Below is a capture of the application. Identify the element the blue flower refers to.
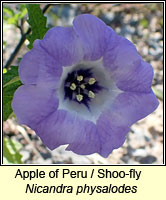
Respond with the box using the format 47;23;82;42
12;14;159;157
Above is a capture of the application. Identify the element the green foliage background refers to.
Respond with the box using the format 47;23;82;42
3;4;49;164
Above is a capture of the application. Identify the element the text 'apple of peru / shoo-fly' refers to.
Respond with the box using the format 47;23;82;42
12;14;159;157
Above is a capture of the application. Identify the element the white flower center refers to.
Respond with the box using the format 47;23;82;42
58;58;121;123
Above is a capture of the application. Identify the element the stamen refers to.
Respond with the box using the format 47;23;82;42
77;75;83;81
88;78;96;85
88;91;95;99
80;84;85;89
76;94;83;102
70;83;76;90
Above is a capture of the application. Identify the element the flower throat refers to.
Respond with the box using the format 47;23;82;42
64;68;103;109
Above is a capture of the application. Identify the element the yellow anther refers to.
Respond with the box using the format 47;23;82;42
70;83;76;90
76;94;83;102
88;78;96;85
88;91;95;99
80;84;85;89
77;75;83;81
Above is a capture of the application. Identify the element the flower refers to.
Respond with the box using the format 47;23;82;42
12;14;159;157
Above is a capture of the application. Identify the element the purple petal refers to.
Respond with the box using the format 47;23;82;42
12;85;59;130
66;119;100;155
104;36;141;70
14;13;159;158
97;91;159;157
115;60;153;93
36;109;101;155
97;121;130;158
19;47;40;85
39;26;83;66
19;40;62;89
104;37;153;93
73;14;116;61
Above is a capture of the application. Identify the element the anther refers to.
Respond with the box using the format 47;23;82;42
88;91;95;99
77;75;83;81
80;84;85;89
70;83;76;90
76;94;83;102
88;78;96;85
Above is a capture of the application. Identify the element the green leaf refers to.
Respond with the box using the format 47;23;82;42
3;138;23;164
26;4;49;49
3;76;20;88
3;6;14;22
18;5;27;19
3;5;27;26
3;81;22;121
3;6;14;17
3;66;22;121
3;66;19;86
